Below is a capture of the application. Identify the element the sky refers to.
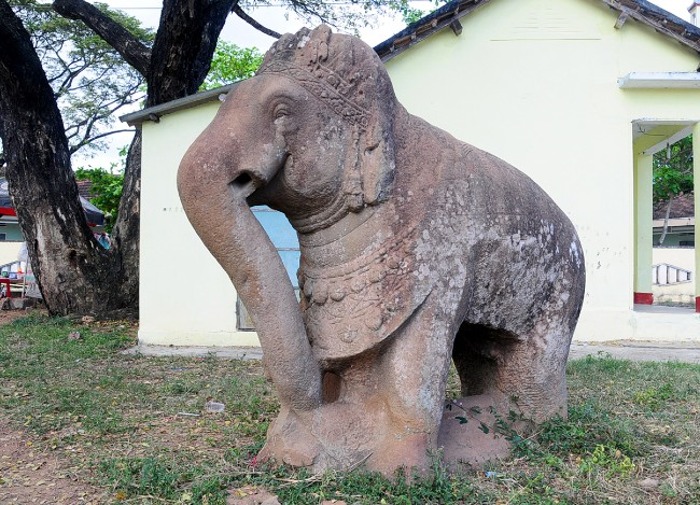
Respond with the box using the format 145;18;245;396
96;0;694;51
73;0;695;169
97;1;427;50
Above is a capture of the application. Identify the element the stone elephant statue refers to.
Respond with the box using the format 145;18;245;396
178;25;585;475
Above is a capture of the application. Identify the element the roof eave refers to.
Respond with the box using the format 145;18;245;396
618;71;700;88
373;0;700;64
373;0;492;62
600;0;700;58
123;0;700;126
120;83;238;126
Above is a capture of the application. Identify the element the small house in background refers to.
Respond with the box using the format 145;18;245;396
126;0;700;348
0;179;27;276
653;192;694;247
0;177;106;269
652;192;694;305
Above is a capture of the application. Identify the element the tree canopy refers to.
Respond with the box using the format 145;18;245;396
653;135;693;205
200;41;263;90
0;0;434;317
5;0;152;157
652;134;694;245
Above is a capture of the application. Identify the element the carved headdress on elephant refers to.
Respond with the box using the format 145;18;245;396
257;25;397;214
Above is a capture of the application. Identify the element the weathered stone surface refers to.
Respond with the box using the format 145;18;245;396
178;25;586;475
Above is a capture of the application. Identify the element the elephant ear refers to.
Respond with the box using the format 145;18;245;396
357;46;397;207
361;117;396;206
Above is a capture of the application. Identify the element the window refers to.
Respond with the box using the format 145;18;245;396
237;207;300;331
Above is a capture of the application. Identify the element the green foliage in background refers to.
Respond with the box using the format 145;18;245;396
653;134;693;204
6;0;152;156
200;41;264;90
74;165;124;232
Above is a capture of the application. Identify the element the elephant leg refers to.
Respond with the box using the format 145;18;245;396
260;351;389;472
452;319;571;424
492;319;571;423
365;299;460;474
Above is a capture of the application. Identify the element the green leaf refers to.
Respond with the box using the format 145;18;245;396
74;165;125;233
652;135;693;204
200;41;263;91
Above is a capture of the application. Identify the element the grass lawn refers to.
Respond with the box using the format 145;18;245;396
0;315;699;504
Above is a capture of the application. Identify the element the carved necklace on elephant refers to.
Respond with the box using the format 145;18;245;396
299;222;430;361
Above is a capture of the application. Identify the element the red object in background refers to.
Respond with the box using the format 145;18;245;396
0;177;104;226
696;296;700;313
0;278;12;298
634;292;654;305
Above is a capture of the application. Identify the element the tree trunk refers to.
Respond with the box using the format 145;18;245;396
108;131;142;311
147;0;236;106
0;0;126;316
1;0;237;317
658;196;673;246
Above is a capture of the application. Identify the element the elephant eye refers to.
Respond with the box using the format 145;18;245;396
273;104;290;120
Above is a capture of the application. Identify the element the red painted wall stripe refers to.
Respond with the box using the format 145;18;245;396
634;292;654;305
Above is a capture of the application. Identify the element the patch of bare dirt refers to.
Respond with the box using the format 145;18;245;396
0;309;103;504
0;306;41;325
0;419;105;504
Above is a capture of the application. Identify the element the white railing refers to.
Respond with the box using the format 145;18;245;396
652;263;692;285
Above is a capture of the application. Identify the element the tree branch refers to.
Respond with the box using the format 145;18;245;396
146;0;236;105
52;0;151;77
69;129;135;155
231;5;281;39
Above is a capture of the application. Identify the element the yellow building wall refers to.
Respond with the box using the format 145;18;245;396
383;0;700;340
633;154;653;295
139;0;700;346
0;242;23;267
139;103;260;347
695;123;700;301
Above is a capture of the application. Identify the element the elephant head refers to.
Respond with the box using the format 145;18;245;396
177;26;400;411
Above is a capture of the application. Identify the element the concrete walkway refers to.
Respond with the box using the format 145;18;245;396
123;345;264;360
125;342;700;364
569;341;700;364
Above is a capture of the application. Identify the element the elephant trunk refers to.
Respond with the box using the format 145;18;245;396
177;139;322;412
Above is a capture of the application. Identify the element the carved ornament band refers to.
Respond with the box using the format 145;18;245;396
258;61;370;129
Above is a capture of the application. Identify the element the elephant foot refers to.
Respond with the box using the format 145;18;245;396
364;431;432;476
259;398;440;475
261;395;522;474
257;407;321;468
259;402;382;472
438;394;513;469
